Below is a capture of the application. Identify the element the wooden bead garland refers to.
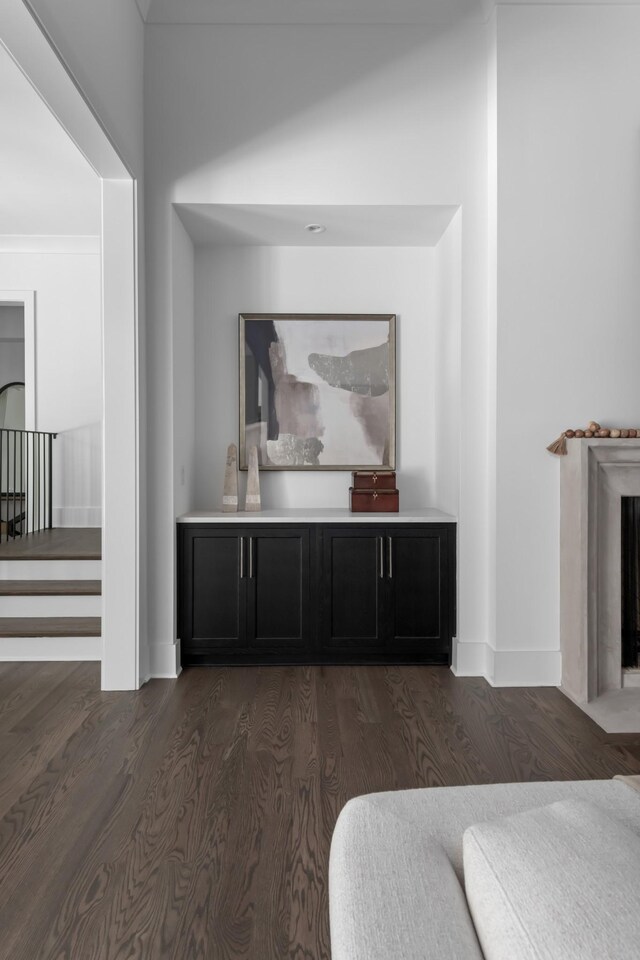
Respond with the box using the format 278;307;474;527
547;421;640;456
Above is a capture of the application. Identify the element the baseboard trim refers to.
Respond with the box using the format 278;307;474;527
147;640;181;679
0;636;101;661
53;506;102;527
451;639;488;677
139;643;150;686
490;648;561;687
451;640;561;687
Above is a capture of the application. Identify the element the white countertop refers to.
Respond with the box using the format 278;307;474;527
177;508;456;524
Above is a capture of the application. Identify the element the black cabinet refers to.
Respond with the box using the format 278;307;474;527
188;530;246;650
248;529;310;649
322;527;386;648
179;520;455;666
386;529;452;662
321;526;453;664
180;526;311;665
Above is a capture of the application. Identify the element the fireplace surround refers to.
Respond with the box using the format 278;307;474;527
560;439;640;732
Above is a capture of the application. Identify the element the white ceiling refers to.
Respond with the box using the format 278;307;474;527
175;203;458;247
0;44;100;238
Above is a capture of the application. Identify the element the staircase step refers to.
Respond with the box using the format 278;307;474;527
0;528;101;560
0;617;101;638
0;580;101;596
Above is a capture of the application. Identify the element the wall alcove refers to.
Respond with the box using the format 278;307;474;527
171;202;462;520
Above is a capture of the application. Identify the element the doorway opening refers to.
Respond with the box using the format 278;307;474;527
1;3;140;689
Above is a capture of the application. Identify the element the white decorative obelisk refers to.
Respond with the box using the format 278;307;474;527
245;446;261;512
222;443;238;512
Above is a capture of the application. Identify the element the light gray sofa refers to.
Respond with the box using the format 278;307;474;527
329;776;640;960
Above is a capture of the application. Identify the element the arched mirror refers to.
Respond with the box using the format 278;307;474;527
0;381;25;430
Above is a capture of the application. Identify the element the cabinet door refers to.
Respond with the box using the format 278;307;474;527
246;529;311;650
181;528;247;652
386;528;451;661
322;527;385;647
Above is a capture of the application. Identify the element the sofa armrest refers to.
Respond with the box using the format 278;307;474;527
329;797;484;960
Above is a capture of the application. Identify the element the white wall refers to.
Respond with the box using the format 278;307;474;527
172;211;196;520
432;212;462;520
0;305;24;390
161;210;197;676
146;22;492;666
0;243;102;525
194;245;439;511
494;4;640;685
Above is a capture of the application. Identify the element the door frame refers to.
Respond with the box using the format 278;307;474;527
0;290;35;431
1;1;141;689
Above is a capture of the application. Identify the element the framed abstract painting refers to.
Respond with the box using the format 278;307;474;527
239;313;396;470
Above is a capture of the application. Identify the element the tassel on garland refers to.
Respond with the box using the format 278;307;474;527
544;422;640;457
547;421;640;456
547;433;568;456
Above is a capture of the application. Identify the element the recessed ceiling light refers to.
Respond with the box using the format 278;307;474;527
305;223;326;234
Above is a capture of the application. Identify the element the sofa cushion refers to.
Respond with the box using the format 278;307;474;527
330;796;484;960
348;778;640;882
464;798;640;960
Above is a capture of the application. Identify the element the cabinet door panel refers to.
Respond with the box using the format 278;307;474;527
322;528;384;645
387;530;449;657
190;533;245;647
250;532;309;645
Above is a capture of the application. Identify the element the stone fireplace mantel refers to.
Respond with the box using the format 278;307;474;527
560;439;640;732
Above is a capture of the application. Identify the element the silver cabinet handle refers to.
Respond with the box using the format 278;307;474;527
240;536;244;578
378;536;384;578
388;536;393;578
249;537;253;579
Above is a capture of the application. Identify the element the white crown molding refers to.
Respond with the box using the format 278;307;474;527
0;235;100;255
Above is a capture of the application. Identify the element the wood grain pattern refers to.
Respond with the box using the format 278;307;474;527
0;528;101;560
0;617;101;637
0;662;638;959
0;581;101;596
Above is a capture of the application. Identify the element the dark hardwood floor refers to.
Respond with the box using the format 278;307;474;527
0;662;639;959
0;527;101;560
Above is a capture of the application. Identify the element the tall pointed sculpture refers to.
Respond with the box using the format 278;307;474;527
245;446;261;512
222;443;238;512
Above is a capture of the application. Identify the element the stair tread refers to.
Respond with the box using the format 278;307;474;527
0;617;101;637
0;580;101;596
0;529;101;561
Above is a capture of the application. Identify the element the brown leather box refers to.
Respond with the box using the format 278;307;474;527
350;487;400;512
351;471;397;491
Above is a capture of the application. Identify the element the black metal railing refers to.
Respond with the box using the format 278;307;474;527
0;429;57;543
